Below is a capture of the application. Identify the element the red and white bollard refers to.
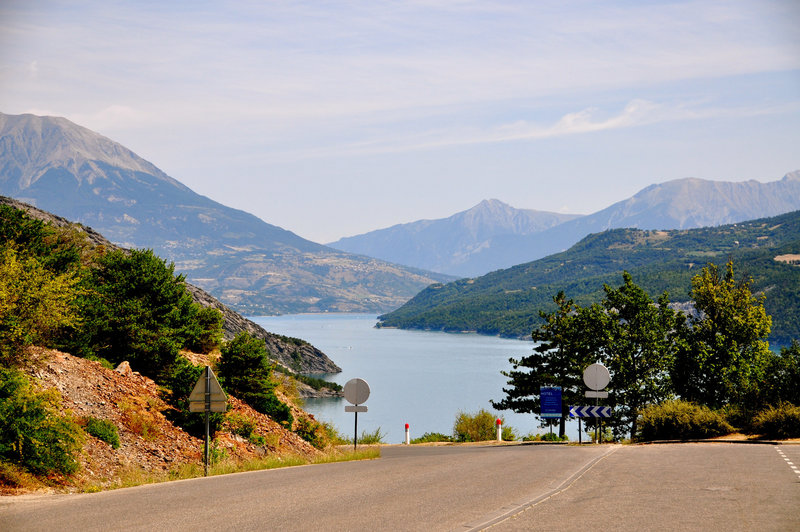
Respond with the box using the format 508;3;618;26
496;418;502;442
405;423;410;445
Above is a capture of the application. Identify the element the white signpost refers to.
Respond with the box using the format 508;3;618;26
581;363;610;444
343;378;370;450
188;366;227;476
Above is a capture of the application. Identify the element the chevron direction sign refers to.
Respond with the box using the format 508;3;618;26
569;406;611;418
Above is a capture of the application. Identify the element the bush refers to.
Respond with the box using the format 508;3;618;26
453;409;511;442
523;432;569;442
750;402;800;439
358;427;386;444
293;417;329;449
320;421;349;446
0;367;85;475
411;432;454;444
226;412;257;439
247;392;294;429
637;400;733;441
85;417;120;449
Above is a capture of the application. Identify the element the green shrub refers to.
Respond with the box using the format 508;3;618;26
750;402;800;439
637;400;733;441
84;417;120;449
411;432;454;444
248;392;294;429
294;417;327;449
0;367;85;475
226;412;256;439
523;432;569;442
358;427;386;445
320;421;349;446
453;409;510;442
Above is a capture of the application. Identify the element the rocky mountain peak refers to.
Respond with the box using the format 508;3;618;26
0;112;171;192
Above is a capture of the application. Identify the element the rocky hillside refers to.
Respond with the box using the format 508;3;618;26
0;112;452;315
13;347;321;493
0;195;340;375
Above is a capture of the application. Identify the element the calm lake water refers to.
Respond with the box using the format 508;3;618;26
251;314;569;444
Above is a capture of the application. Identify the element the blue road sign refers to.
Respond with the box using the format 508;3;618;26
569;405;612;418
540;386;562;418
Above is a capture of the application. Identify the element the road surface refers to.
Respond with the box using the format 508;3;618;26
1;443;798;531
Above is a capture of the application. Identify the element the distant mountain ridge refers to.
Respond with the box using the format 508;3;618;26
328;199;581;276
378;209;800;345
0;112;453;315
330;172;800;277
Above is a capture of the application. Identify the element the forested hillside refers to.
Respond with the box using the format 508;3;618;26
0;202;348;491
379;210;800;345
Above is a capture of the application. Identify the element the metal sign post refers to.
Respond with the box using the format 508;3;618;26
343;378;370;450
188;366;227;476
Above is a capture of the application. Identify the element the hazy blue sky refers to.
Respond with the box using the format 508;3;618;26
2;1;799;243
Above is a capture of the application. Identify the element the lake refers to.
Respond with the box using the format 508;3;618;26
252;314;571;444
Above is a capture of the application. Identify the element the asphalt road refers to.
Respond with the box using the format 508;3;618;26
491;443;800;532
1;443;797;531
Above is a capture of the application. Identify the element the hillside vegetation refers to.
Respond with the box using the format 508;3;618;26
379;209;800;345
0;204;348;491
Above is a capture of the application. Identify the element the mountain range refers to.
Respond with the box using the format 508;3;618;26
328;199;580;276
0;112;453;315
329;172;800;277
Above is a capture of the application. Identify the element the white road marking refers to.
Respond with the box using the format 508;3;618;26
776;447;800;478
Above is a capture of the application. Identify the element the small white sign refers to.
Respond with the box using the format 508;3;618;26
585;390;609;398
345;405;368;413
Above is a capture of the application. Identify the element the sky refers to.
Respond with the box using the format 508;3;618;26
1;0;799;243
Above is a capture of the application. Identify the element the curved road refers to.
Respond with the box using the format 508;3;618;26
1;443;798;531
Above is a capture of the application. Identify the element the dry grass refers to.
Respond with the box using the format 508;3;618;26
81;446;380;492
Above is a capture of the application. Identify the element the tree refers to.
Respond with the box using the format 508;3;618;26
83;248;199;380
754;341;800;408
601;272;680;438
0;248;82;366
183;306;224;354
492;292;598;438
218;333;293;428
673;261;772;413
